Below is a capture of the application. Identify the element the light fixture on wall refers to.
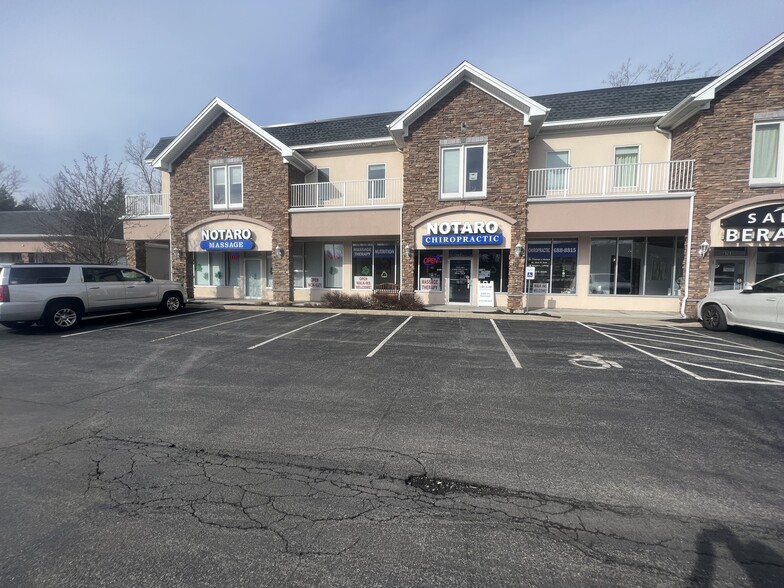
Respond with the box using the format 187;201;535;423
404;244;411;258
275;245;284;258
172;247;182;260
698;241;710;259
514;243;523;257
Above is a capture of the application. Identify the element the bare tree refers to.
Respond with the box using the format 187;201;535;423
125;133;161;194
604;55;720;87
0;162;25;196
40;154;127;264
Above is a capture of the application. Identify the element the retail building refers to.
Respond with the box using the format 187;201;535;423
124;33;784;315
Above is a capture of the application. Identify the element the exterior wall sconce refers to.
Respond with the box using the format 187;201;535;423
275;245;284;258
698;241;710;259
514;243;523;257
172;247;182;260
404;244;411;258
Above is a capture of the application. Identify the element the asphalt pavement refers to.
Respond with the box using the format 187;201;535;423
1;308;782;586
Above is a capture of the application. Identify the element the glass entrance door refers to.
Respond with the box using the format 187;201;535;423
713;260;746;291
245;258;262;298
448;258;472;303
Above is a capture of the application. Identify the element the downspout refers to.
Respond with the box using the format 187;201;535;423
656;124;691;317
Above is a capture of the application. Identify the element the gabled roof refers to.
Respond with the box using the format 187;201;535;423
387;61;549;148
264;112;401;148
151;98;313;173
657;32;784;129
144;136;176;162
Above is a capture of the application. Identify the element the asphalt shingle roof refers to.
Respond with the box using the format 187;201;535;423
150;77;717;152
0;211;66;236
532;77;717;122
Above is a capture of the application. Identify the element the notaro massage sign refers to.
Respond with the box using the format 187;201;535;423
722;203;784;244
422;220;503;246
200;228;255;250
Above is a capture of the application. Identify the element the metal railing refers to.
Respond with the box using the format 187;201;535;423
528;160;694;198
125;193;170;217
290;178;403;208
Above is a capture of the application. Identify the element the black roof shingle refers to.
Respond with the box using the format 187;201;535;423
151;77;716;152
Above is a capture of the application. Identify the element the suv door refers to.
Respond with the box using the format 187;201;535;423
83;267;126;309
121;268;159;306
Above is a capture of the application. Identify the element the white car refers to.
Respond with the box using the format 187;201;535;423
697;273;784;333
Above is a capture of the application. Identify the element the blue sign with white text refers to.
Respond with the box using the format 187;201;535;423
200;240;254;251
422;234;503;246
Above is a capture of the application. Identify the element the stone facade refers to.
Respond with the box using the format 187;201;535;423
401;82;528;309
672;50;784;316
169;113;296;301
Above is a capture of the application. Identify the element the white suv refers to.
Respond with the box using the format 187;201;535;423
0;264;187;331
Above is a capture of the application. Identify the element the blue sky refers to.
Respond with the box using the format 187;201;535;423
2;0;783;196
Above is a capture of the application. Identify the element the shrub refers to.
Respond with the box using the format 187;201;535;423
320;291;371;309
320;290;425;311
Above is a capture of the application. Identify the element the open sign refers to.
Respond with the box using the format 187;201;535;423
422;256;442;266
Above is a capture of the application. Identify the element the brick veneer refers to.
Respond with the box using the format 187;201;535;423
672;50;784;316
169;113;298;301
401;82;528;309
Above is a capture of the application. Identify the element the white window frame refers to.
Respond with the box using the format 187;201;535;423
367;163;386;199
440;143;488;200
545;150;570;192
750;117;784;186
613;145;640;190
210;162;243;210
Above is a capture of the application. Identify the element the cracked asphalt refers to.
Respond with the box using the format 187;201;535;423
1;308;783;586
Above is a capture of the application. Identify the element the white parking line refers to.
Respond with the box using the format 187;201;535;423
490;319;522;369
580;322;784;385
61;309;219;338
151;311;276;342
247;314;340;350
367;316;412;358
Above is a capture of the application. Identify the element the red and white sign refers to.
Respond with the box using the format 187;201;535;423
354;276;373;290
419;278;441;291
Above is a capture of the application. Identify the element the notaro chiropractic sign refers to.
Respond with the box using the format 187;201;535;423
200;228;255;251
422;220;503;246
722;204;784;244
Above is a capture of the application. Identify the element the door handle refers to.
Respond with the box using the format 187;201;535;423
89;286;100;290
766;298;777;301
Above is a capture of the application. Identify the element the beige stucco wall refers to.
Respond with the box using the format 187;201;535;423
303;146;403;181
124;218;171;241
412;209;514;250
0;239;55;253
185;218;273;252
529;126;670;169
291;209;400;238
528;195;691;234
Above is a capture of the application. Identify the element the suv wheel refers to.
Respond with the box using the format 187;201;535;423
45;302;82;331
702;303;727;331
160;292;184;313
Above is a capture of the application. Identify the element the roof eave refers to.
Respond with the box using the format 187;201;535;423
657;32;784;130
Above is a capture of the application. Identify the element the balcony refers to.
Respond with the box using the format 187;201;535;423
125;193;170;217
290;178;403;209
528;160;694;198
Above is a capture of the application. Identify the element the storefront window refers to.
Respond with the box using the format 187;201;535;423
324;243;343;288
193;251;237;286
293;242;327;288
590;237;683;295
373;242;397;287
352;243;374;290
478;250;509;292
526;240;577;294
417;250;443;291
755;248;784;281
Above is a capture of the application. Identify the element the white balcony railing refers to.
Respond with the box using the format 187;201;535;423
291;178;403;209
125;193;170;217
528;160;694;198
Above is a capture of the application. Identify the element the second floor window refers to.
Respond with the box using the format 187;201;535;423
614;146;639;189
751;120;783;185
211;163;243;209
441;143;487;199
546;150;570;191
368;164;386;199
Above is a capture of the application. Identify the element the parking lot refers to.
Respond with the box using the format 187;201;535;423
1;308;783;586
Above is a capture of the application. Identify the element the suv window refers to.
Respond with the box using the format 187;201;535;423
83;268;123;283
9;266;70;285
120;269;149;282
753;275;784;293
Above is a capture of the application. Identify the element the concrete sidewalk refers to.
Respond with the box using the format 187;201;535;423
188;299;699;326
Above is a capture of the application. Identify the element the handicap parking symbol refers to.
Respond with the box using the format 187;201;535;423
568;353;622;370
